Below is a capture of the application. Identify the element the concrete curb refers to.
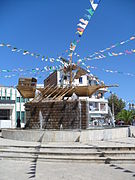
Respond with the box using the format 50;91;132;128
2;126;135;142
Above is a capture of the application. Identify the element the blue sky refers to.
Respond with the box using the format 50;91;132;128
0;0;135;103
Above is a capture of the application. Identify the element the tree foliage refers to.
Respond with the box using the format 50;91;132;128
116;110;134;124
108;94;125;117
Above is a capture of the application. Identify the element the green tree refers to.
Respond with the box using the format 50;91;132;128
132;110;135;116
116;110;134;124
108;94;125;117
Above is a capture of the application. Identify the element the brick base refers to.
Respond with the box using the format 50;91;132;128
25;100;88;129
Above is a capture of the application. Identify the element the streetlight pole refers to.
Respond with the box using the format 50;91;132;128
112;93;114;118
111;93;115;127
69;54;72;87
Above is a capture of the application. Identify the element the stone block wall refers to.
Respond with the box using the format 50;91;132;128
25;100;88;129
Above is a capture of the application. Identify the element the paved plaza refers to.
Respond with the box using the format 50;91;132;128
0;159;135;180
0;135;135;180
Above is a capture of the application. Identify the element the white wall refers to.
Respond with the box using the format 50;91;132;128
0;86;27;128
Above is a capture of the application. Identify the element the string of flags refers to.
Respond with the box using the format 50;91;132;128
88;35;135;58
0;64;64;79
0;42;46;61
0;0;135;83
1;60;135;80
0;39;134;65
76;48;135;64
0;34;134;65
79;61;135;78
0;40;81;64
0;65;63;74
72;35;135;63
91;48;135;61
0;42;67;63
69;0;101;57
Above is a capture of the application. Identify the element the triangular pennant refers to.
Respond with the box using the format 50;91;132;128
79;18;89;25
90;0;100;10
84;14;91;20
41;56;45;61
23;50;29;55
77;23;87;29
35;54;40;58
86;8;94;16
0;43;5;47
12;47;17;52
108;52;113;56
77;28;84;32
76;31;83;36
130;36;135;40
6;44;11;48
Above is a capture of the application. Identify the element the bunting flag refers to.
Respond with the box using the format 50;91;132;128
86;8;94;16
88;35;135;58
79;18;89;25
76;48;135;63
68;0;101;58
0;42;51;62
77;28;85;32
0;40;81;64
79;62;135;78
1;34;134;66
0;68;64;81
2;62;135;79
90;0;100;10
0;65;63;78
90;48;135;61
77;23;87;30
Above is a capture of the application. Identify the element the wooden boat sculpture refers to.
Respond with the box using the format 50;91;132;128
17;77;37;98
17;77;117;100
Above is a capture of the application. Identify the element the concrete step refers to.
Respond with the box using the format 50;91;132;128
0;149;135;157
0;145;135;151
0;142;135;163
0;154;135;164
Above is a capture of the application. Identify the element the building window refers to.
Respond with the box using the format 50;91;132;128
21;112;25;123
7;97;10;100
25;98;29;102
16;97;20;102
79;77;83;84
0;109;10;120
100;103;106;111
89;102;99;111
63;76;67;80
21;97;25;103
2;97;6;100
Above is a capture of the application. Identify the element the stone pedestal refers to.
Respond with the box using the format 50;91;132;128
25;100;88;129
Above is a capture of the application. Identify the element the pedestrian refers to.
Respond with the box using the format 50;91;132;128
16;117;21;128
132;118;135;126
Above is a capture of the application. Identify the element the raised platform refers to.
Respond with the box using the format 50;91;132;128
2;126;135;142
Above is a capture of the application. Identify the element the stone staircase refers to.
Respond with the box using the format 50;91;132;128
0;143;135;164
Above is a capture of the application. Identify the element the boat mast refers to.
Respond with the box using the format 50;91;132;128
69;54;73;86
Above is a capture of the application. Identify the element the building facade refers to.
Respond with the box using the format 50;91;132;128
0;86;30;129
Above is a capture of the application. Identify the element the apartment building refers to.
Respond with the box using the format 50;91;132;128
0;86;29;128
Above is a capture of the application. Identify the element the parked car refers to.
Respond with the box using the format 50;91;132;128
117;120;125;126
